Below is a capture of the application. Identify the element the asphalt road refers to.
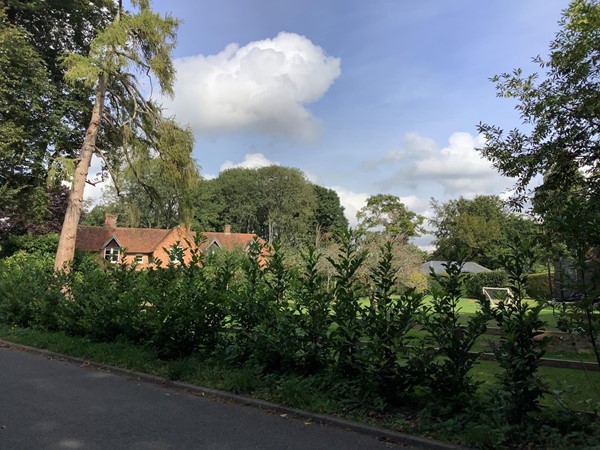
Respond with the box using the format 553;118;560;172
0;346;410;450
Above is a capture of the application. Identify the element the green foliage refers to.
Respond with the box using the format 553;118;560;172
525;272;553;300
249;240;298;372
291;246;333;373
196;166;319;244
0;252;63;329
357;194;424;242
0;2;113;237
364;241;425;402
479;240;548;424
0;233;59;258
328;231;368;377
421;260;490;400
464;269;509;300
313;185;349;240
478;0;600;206
430;195;540;269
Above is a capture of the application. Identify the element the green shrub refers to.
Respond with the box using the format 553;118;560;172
464;270;509;299
0;251;63;328
0;233;59;258
147;244;228;360
524;272;552;300
479;240;548;425
421;260;490;400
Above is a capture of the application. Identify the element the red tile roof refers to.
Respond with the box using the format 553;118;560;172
201;231;260;251
76;226;173;253
76;225;262;254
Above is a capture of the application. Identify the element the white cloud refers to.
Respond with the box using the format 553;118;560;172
374;131;514;196
303;170;319;184
166;32;341;140
329;187;368;228
220;153;279;171
413;132;490;179
398;195;430;215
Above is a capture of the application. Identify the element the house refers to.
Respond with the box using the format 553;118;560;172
202;225;260;254
421;260;491;275
75;215;262;268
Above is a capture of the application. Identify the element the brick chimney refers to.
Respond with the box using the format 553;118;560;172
224;224;231;235
104;214;117;229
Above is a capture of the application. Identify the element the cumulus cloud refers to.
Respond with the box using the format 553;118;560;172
166;32;341;140
329;187;369;228
220;153;279;171
371;131;514;196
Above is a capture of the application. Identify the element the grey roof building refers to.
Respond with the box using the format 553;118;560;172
422;260;491;275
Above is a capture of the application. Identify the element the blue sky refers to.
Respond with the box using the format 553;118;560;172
93;0;572;248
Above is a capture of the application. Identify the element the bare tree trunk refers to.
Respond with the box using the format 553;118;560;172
54;75;107;270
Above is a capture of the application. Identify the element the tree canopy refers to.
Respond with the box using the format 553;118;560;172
0;1;114;240
190;166;348;244
54;0;198;268
430;195;538;269
477;0;600;205
477;0;600;258
357;194;424;243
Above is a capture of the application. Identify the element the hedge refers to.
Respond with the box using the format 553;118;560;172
525;272;552;300
464;270;509;300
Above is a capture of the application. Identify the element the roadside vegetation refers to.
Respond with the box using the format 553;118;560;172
1;234;599;449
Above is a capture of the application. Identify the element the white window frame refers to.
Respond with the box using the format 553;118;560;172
104;247;120;263
135;254;144;264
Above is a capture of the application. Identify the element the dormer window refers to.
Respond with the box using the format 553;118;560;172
104;247;120;263
208;240;221;253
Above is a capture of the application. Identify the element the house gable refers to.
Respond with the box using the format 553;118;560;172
75;218;264;268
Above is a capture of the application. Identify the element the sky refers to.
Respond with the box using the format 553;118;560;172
89;0;572;249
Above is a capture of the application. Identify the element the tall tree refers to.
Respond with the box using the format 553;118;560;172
477;0;600;212
429;195;538;268
313;185;348;241
0;2;115;236
194;166;335;243
255;166;317;243
0;14;52;238
54;0;194;269
357;194;424;243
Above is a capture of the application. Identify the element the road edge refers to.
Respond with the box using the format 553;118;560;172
0;339;467;450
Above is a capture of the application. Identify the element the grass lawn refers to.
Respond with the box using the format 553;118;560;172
452;297;561;330
470;360;600;411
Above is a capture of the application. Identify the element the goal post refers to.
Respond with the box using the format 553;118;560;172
482;286;514;305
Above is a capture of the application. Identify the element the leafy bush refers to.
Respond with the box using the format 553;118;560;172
525;272;552;300
479;240;548;425
290;246;333;374
421;260;489;400
328;232;368;378
0;251;63;329
364;241;424;403
465;270;508;299
0;233;59;258
399;269;428;294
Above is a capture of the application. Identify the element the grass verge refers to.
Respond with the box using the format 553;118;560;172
1;324;599;449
